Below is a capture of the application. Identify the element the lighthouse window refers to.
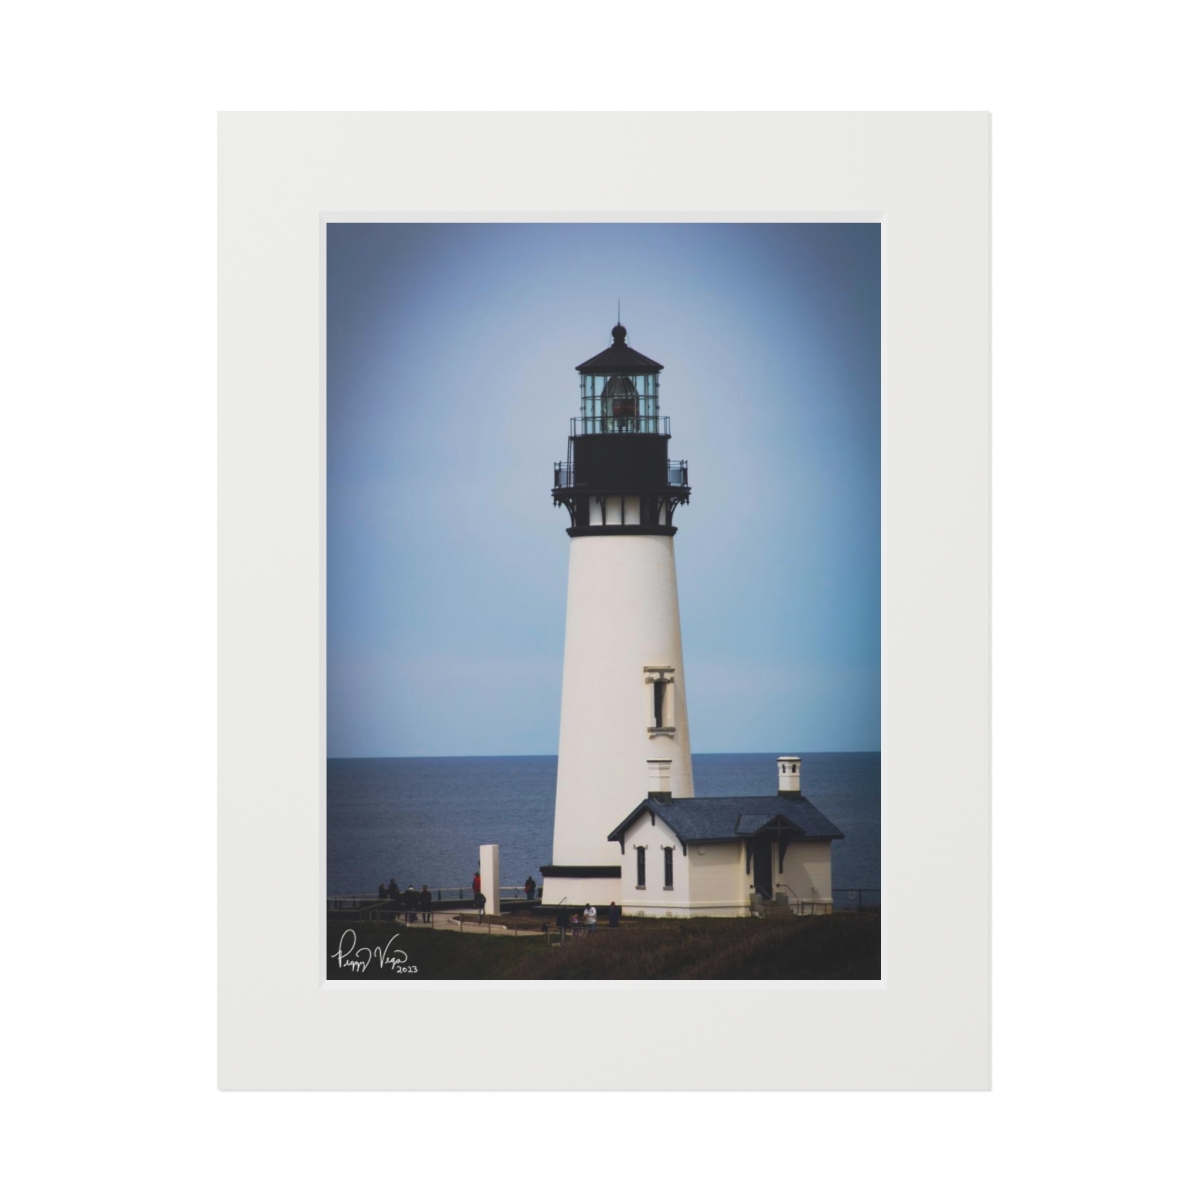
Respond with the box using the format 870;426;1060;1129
645;667;676;737
636;847;646;889
663;847;674;889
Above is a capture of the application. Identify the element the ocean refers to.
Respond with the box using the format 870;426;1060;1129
327;752;880;902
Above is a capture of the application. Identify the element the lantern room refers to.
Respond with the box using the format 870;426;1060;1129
575;323;664;434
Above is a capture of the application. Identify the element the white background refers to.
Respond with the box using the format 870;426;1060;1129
4;2;1195;1197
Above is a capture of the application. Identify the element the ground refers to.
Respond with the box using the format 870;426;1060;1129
326;911;881;980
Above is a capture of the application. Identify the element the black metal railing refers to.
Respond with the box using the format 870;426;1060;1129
832;888;881;911
570;415;670;437
329;885;542;911
553;460;688;490
762;883;880;916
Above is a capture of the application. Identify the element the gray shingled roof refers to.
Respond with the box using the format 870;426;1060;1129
608;795;844;846
734;813;771;836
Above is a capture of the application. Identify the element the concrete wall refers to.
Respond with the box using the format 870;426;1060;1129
615;812;754;918
688;841;745;906
618;809;688;911
542;875;622;908
777;841;834;908
551;534;694;870
479;844;500;916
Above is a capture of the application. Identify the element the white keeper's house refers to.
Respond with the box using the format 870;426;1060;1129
541;322;844;917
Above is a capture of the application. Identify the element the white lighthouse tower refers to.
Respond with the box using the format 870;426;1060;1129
542;322;694;906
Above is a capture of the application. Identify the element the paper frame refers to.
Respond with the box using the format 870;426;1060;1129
219;112;989;1089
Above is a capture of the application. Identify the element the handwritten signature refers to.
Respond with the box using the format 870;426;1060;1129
332;929;419;974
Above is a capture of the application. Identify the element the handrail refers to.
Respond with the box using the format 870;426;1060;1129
831;887;881;911
330;885;537;895
328;884;542;908
570;415;670;437
553;460;688;490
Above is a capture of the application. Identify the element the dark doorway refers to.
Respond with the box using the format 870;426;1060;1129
753;837;774;900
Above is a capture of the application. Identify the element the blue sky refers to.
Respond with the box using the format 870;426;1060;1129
327;222;880;757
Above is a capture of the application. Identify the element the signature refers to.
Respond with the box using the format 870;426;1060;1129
332;928;419;974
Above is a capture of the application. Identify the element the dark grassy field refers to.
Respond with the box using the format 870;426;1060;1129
327;912;880;980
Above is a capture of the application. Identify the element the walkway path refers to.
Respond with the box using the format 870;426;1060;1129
389;909;545;937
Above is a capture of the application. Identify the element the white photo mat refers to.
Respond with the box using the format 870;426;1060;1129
219;112;989;1089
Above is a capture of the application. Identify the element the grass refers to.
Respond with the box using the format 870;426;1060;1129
327;911;880;980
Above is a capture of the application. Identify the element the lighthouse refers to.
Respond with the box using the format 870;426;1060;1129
541;322;694;906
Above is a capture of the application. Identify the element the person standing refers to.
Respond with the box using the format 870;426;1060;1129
475;890;487;924
584;902;597;935
387;879;401;911
471;870;481;900
419;884;432;923
524;875;536;902
403;885;418;923
608;901;619;928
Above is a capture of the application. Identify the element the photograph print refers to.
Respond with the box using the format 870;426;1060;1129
326;220;881;980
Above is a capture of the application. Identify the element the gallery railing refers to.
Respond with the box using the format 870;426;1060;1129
553;460;688;490
570;415;670;436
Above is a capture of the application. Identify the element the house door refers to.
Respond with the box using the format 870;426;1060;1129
753;837;774;900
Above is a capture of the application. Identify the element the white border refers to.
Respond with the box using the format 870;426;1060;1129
220;112;988;1089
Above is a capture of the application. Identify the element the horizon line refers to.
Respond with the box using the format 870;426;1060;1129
327;748;882;760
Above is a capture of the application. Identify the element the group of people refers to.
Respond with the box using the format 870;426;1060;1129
378;872;620;933
374;870;540;923
573;904;598;937
560;901;620;937
377;879;433;923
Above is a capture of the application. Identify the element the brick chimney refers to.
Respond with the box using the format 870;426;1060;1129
777;755;801;795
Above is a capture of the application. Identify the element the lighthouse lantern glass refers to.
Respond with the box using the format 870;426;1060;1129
578;371;660;434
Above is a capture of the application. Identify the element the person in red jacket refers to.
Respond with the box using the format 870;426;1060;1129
472;871;481;899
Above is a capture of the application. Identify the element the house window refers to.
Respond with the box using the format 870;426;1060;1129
636;847;646;889
663;847;674;889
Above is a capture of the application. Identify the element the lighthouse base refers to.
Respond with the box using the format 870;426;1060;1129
538;865;622;908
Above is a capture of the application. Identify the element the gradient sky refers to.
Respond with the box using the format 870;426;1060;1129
327;222;880;757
